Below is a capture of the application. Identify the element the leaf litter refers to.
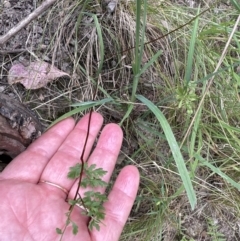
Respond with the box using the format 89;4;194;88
8;61;70;89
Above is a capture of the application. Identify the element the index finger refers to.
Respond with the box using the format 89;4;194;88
0;118;75;182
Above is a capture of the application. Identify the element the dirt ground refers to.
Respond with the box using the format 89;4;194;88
0;0;135;165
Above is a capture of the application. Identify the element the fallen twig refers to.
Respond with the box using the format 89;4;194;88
0;0;57;46
0;45;47;55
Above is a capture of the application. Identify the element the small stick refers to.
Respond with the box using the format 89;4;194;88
0;45;47;55
0;0;57;46
0;49;29;55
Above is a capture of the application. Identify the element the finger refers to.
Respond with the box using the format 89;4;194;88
39;112;103;195
0;118;75;182
68;123;123;199
91;165;140;241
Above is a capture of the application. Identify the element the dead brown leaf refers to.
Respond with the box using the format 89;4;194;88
8;61;70;89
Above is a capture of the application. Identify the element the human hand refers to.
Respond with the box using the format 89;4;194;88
0;113;139;241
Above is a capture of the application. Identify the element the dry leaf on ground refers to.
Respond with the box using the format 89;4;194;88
107;0;118;13
8;61;70;89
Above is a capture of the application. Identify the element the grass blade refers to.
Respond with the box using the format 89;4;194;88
70;98;113;107
49;98;113;128
121;0;148;125
84;12;104;77
230;0;240;11
138;0;147;72
195;154;240;190
137;50;162;77
132;0;148;99
136;94;197;210
184;8;200;86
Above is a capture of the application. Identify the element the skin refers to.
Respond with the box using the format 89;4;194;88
0;113;140;241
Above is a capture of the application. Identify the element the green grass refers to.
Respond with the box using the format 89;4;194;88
19;0;240;240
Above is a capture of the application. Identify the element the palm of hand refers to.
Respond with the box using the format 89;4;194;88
0;180;90;240
0;113;139;241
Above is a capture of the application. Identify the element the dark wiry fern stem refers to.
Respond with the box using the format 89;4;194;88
69;110;93;211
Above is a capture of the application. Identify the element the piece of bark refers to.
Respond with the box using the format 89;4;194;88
0;94;43;158
0;115;26;158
